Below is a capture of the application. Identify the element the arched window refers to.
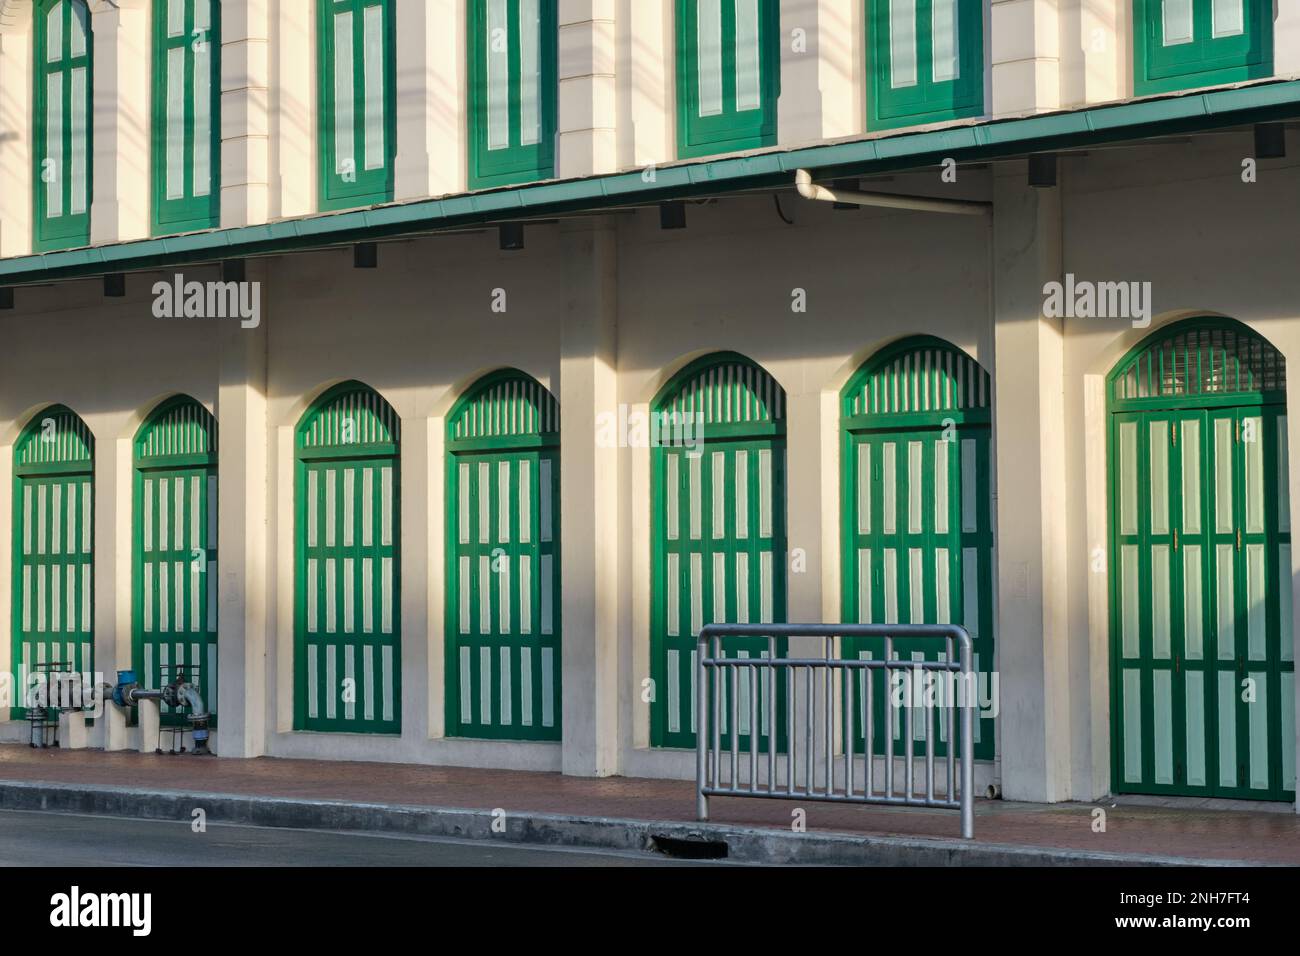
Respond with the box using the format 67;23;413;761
675;0;779;158
152;0;221;232
841;336;995;761
467;1;558;189
295;382;401;732
317;0;395;210
1108;317;1293;799
651;352;787;749
13;406;94;713
133;397;218;724
446;370;560;739
34;0;92;251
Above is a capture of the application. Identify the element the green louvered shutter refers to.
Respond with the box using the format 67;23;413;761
841;338;995;762
1110;320;1294;800
295;383;401;733
33;0;93;252
133;397;217;725
13;406;94;714
447;371;561;739
651;353;788;750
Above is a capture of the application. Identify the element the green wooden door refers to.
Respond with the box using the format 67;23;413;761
1110;320;1295;800
12;406;94;715
133;397;217;724
651;354;787;750
842;338;995;762
295;383;401;733
447;371;561;739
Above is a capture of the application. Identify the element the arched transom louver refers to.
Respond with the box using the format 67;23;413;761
843;338;990;419
1110;319;1286;406
449;372;559;442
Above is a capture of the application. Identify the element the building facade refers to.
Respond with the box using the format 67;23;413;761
0;0;1297;807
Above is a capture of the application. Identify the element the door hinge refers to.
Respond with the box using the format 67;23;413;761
1236;419;1241;444
1237;527;1242;551
1171;425;1177;447
1173;528;1179;551
1175;654;1180;673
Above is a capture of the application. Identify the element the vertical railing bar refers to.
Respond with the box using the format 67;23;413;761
845;657;854;799
805;665;813;797
824;635;833;796
884;638;894;799
961;632;975;839
767;636;776;794
865;659;874;799
786;664;795;795
905;662;915;803
730;660;739;791
711;636;721;792
925;670;935;804
696;637;709;821
749;661;759;792
946;636;955;805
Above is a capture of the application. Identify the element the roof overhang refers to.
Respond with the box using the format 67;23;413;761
3;77;1299;288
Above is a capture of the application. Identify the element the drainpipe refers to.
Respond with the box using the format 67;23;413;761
794;169;991;216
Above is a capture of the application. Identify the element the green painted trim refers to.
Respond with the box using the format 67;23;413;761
11;404;95;722
293;380;402;734
5;78;1300;285
1133;0;1272;96
32;0;93;253
675;0;780;159
151;0;222;235
317;0;397;211
867;0;984;131
466;0;558;189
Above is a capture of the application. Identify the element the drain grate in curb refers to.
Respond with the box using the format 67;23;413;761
650;834;729;860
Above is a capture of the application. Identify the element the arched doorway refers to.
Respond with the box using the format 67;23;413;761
1109;318;1295;799
132;396;218;725
650;352;787;749
840;337;995;762
445;369;561;740
294;381;401;733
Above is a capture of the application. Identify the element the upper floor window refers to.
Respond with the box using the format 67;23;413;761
318;0;394;210
468;1;557;189
152;0;220;234
1134;0;1272;94
676;0;779;159
34;0;92;252
868;0;983;130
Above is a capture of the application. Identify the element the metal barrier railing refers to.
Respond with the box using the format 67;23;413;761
696;623;975;839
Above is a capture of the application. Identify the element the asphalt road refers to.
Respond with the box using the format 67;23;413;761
0;809;713;867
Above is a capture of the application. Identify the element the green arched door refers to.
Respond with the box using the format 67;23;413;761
1109;318;1295;799
12;406;94;714
446;370;561;739
650;352;787;750
841;337;995;761
133;397;218;724
294;382;401;733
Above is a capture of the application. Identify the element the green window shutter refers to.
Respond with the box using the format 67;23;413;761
33;0;93;252
675;0;779;159
651;353;788;750
133;397;218;726
467;0;557;190
840;337;995;761
12;406;95;718
317;0;395;210
151;0;221;234
294;382;401;733
1109;319;1294;800
868;0;983;130
446;370;561;740
1134;0;1271;95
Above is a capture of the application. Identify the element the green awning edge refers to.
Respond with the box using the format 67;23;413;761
3;78;1298;287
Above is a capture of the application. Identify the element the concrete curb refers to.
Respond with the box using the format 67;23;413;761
0;781;1276;866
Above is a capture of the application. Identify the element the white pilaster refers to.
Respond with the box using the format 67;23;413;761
558;0;617;178
394;0;466;199
221;0;272;227
89;0;150;244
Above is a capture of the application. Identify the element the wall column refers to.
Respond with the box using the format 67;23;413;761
0;15;34;258
89;0;150;244
991;164;1072;802
221;0;271;227
214;261;269;757
558;1;617;178
990;0;1060;117
394;0;465;199
559;217;620;776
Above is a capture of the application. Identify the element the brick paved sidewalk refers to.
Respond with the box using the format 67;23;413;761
0;745;1296;863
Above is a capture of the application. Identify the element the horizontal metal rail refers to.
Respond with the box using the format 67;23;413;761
696;623;974;839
